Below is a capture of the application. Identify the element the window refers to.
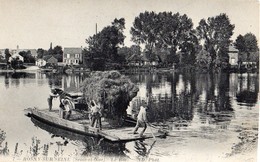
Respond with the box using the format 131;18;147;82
66;54;70;58
231;58;236;65
75;59;78;64
75;54;79;58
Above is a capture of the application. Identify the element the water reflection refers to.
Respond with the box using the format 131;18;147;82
236;73;259;107
30;118;127;157
127;72;258;128
0;71;258;160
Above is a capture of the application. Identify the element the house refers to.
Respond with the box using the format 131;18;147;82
9;53;24;62
36;59;47;67
42;55;58;65
126;54;143;66
141;52;159;66
228;46;239;66
239;51;259;67
63;47;82;65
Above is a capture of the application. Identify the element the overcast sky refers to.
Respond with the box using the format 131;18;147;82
0;0;259;49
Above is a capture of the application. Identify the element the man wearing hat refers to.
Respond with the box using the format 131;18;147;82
133;100;149;137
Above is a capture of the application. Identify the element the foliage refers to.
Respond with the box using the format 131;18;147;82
196;13;235;68
19;51;35;63
131;11;197;65
195;49;212;69
37;48;48;59
118;45;141;63
53;46;63;62
80;71;139;118
235;33;259;53
4;49;11;63
37;46;63;62
10;57;26;70
84;18;126;70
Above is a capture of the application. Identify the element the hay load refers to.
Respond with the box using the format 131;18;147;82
80;71;139;120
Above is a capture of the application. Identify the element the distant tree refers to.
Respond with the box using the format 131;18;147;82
118;46;131;63
19;50;35;63
131;11;197;66
196;13;235;69
235;33;259;68
53;45;63;62
234;35;246;52
4;49;11;64
235;33;259;53
84;18;126;70
37;48;46;59
10;57;25;69
118;45;141;63
130;45;141;56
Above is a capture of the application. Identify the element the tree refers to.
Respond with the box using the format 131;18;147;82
4;49;11;64
19;50;35;63
235;33;259;68
37;48;45;59
195;49;212;69
196;13;235;68
53;45;63;62
234;35;246;52
10;57;25;70
131;11;197;66
235;33;259;53
118;45;141;63
131;11;159;53
84;18;126;70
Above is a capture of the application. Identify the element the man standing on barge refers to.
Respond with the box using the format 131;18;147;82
133;100;149;137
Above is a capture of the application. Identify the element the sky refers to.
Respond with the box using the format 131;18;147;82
0;0;259;50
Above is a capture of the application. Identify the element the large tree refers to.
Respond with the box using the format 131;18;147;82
131;11;197;65
196;13;235;68
84;18;125;70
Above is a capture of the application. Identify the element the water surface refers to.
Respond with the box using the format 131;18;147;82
0;71;258;162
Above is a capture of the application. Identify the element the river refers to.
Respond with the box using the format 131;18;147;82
0;71;258;162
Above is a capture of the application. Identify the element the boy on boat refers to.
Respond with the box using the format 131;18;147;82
89;100;102;130
133;100;149;137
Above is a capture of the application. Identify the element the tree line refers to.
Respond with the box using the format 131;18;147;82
83;11;259;71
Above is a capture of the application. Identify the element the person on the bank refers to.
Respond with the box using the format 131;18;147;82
89;100;102;130
133;100;149;137
48;88;59;111
60;97;75;119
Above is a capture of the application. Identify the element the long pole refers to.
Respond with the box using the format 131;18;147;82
149;124;156;140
